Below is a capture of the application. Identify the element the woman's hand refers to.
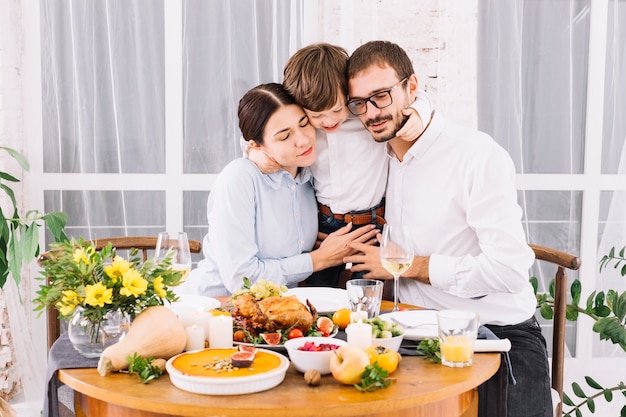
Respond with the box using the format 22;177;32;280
310;224;378;272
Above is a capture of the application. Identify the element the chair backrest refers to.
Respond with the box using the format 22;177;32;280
39;236;202;350
529;244;581;416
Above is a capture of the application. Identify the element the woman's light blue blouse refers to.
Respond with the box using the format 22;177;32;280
180;158;318;296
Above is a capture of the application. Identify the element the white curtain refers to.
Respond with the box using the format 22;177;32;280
16;0;303;409
477;0;626;360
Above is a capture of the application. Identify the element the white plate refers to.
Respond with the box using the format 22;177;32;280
166;348;289;395
378;310;439;340
285;287;350;314
166;295;221;316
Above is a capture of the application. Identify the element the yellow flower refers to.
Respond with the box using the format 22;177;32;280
73;248;91;265
120;269;148;297
84;282;113;307
61;290;81;306
104;256;131;282
152;276;167;298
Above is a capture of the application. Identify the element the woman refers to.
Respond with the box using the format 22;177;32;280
181;83;377;296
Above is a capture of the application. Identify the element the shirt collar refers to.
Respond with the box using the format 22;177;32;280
263;167;312;189
386;110;444;161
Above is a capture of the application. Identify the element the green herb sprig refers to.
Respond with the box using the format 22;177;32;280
416;338;442;363
354;362;392;392
126;353;163;383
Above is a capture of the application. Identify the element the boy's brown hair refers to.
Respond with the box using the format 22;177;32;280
283;43;348;112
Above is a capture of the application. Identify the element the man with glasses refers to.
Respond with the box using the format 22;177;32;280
344;40;552;417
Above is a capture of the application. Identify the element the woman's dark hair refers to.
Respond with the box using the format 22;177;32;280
238;83;298;145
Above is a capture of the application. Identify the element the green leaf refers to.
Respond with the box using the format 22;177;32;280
571;279;582;305
620;405;626;417
572;382;586;398
20;223;40;265
43;212;68;242
603;389;613;402
585;376;603;390
575;408;582;417
562;392;574;406
586;396;595;412
565;305;579;321
0;172;20;183
530;277;538;294
549;279;555;298
0;183;18;211
0;146;30;170
586;290;597;311
540;303;554;320
7;233;23;287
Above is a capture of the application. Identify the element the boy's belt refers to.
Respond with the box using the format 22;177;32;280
318;203;385;226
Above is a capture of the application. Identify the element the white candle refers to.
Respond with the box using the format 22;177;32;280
346;321;372;350
208;315;234;348
189;310;212;342
185;325;205;352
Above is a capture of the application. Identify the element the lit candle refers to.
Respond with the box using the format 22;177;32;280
208;315;233;348
185;325;205;352
346;321;372;350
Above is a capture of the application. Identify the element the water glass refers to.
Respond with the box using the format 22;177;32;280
437;310;479;368
346;279;384;319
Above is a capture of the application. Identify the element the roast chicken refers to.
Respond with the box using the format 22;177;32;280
233;294;317;334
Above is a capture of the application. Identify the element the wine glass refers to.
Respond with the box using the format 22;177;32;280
155;232;192;284
380;224;413;312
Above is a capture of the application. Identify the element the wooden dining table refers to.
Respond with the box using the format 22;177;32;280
55;299;501;417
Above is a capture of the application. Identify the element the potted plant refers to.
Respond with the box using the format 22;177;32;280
533;246;626;416
0;146;67;292
33;238;185;357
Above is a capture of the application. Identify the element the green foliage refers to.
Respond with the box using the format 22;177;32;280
0;146;68;291
415;338;442;363
126;353;163;383
354;362;392;392
533;246;626;415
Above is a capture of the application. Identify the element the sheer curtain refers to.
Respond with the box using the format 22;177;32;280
477;0;626;363
477;0;588;355
21;0;303;410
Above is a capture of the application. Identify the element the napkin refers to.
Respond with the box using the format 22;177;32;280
473;338;511;352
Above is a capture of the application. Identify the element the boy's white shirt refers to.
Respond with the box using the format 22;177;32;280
240;90;433;214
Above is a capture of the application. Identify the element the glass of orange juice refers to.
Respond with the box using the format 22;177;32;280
437;310;479;367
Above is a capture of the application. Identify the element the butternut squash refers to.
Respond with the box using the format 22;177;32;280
97;305;187;376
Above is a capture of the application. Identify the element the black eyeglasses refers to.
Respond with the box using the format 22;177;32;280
347;77;408;116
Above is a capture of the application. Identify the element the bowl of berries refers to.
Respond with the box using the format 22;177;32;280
283;336;347;375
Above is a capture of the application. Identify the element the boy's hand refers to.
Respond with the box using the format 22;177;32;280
248;147;281;174
395;108;423;142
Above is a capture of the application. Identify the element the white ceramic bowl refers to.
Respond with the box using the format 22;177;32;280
371;334;404;352
283;336;347;375
166;348;289;395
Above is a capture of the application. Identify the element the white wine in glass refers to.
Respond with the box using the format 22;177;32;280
380;224;413;312
155;232;192;284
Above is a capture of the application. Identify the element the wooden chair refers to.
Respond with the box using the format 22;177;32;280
39;236;202;351
529;244;581;416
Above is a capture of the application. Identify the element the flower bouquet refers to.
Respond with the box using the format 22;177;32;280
34;238;184;356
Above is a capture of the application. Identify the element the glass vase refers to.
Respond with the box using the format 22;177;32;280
67;307;130;358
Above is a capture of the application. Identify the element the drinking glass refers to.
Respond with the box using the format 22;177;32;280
155;232;192;284
437;310;479;367
379;224;413;312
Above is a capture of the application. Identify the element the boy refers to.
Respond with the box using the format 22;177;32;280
250;43;432;287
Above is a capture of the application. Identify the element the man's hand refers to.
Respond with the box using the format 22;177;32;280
310;224;378;272
343;241;393;280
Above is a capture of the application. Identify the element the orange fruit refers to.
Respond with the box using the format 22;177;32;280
332;308;352;330
209;309;231;316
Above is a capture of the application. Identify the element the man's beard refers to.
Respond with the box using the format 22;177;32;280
365;114;404;143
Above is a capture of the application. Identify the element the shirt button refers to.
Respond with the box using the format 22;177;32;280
291;185;296;190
